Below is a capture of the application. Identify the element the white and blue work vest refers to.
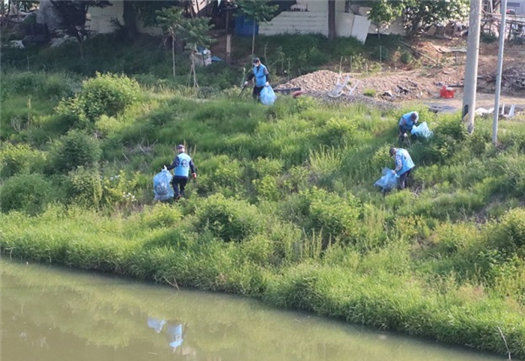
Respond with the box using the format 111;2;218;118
399;111;418;128
174;153;192;177
396;148;415;175
253;64;268;87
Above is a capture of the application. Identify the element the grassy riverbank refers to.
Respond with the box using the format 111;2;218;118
1;70;525;358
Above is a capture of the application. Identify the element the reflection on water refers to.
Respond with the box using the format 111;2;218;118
147;317;188;354
0;259;511;361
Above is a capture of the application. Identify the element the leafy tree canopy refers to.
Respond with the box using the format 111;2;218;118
365;0;470;35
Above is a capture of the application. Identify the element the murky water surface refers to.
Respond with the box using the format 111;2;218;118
1;259;508;361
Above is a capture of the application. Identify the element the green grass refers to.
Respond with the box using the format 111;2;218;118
1;70;525;359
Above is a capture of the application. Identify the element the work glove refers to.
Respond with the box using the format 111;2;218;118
163;165;167;171
244;81;249;86
192;173;197;179
265;81;270;87
391;170;397;175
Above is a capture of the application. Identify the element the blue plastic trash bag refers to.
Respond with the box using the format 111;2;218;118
260;85;276;105
153;169;174;201
411;121;433;139
374;167;398;191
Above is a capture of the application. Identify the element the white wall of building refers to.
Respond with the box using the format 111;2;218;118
87;1;124;34
259;0;403;40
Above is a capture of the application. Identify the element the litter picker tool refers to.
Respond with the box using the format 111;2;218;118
238;67;248;97
238;84;247;97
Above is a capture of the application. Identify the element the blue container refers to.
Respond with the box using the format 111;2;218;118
235;15;258;37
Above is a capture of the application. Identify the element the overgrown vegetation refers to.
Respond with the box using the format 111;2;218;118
1;40;525;359
1;32;402;83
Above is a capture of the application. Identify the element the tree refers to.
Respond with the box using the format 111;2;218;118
183;17;214;88
50;0;111;58
367;0;469;36
122;0;137;38
156;6;186;78
367;0;409;31
237;0;278;56
403;0;469;36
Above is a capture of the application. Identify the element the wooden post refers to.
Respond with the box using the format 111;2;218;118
226;34;231;64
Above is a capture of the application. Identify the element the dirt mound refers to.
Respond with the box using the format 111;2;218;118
275;70;342;93
276;69;457;103
272;38;524;108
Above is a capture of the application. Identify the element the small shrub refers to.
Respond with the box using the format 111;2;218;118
141;203;184;229
481;33;497;43
195;194;262;242
252;157;283;178
489;209;525;253
316;117;356;146
47;130;102;174
400;51;413;64
240;234;275;266
56;72;141;126
0;143;46;178
394;215;431;243
211;159;245;197
253;175;280;202
370;145;393;173
0;173;57;215
65;166;103;208
308;146;342;178
468;130;491;155
289;187;362;244
363;89;376;97
100;170;139;209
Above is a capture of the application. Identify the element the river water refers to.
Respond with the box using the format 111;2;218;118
0;259;508;361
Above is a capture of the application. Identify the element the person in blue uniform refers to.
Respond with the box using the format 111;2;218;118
244;57;270;101
165;144;197;200
390;147;415;190
398;111;419;144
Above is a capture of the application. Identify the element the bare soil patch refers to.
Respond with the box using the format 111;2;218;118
275;38;525;110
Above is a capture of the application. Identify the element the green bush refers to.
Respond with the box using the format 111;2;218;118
0;142;46;178
252;157;283;178
400;52;413;64
140;203;184;229
195;194;263;242
481;33;498;43
363;89;376;97
65;166;103;208
100;169;140;209
494;156;525;198
307;188;361;243
489;208;525;253
316;117;356;147
0;173;57;215
47;130;102;174
56;72;141;126
253;175;280;202
283;187;362;244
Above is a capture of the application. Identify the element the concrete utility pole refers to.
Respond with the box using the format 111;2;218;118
462;0;483;134
493;0;507;145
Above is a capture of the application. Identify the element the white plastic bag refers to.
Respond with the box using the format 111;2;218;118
411;122;433;139
153;169;174;201
260;85;276;105
374;168;398;190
